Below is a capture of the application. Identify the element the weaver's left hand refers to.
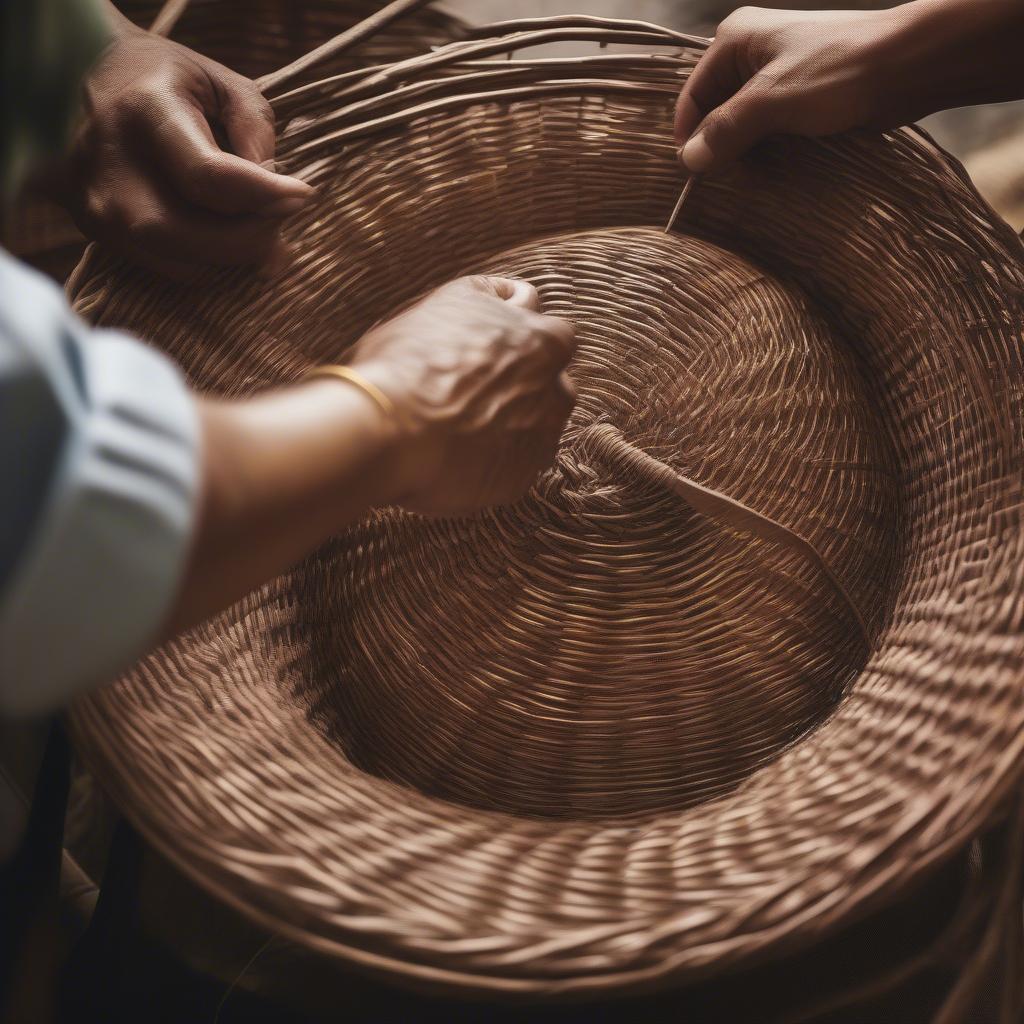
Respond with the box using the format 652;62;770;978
57;24;313;278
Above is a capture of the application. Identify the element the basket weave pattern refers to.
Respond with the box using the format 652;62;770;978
307;225;901;819
67;15;1024;1007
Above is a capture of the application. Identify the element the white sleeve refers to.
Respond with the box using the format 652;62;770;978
0;251;200;715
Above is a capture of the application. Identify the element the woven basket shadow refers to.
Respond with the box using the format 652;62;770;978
67;12;1024;1008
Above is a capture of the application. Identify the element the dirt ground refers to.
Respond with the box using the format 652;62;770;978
447;0;1024;230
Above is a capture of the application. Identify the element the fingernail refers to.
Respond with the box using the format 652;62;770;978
263;194;311;218
681;134;714;173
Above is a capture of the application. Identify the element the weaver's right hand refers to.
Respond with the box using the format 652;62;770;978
350;275;577;516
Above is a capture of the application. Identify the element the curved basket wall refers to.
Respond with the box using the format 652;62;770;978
67;17;1024;1005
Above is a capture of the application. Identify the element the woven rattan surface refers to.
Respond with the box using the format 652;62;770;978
66;16;1024;1002
308;226;898;819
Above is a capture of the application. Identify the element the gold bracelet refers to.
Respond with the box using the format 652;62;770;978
303;364;397;422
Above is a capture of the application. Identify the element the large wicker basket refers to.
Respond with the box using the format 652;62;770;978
66;10;1024;1019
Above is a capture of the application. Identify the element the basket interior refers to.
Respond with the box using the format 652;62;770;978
289;225;903;818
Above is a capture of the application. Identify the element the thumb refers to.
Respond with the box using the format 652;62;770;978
680;79;782;174
458;275;542;311
489;277;541;311
218;74;276;164
143;86;312;216
216;75;315;213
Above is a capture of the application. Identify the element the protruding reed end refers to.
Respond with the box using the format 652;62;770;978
664;174;698;233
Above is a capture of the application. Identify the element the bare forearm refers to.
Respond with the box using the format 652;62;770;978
163;381;403;639
891;0;1024;115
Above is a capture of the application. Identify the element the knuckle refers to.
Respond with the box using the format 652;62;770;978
717;13;740;38
443;276;488;305
461;275;491;293
718;6;761;40
120;82;165;125
251;90;276;126
191;153;224;188
181;154;228;203
82;190;109;226
228;77;275;125
259;101;276;128
726;6;757;26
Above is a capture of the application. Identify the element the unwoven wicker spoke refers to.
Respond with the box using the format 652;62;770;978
147;0;190;36
268;22;704;141
582;423;871;649
277;57;695;141
258;0;446;94
460;14;708;48
284;23;703;104
64;11;1024;1008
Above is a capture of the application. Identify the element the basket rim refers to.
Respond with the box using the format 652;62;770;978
68;687;1024;997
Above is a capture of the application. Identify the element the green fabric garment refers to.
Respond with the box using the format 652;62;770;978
1;0;112;195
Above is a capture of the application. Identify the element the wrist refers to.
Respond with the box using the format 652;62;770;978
299;378;409;508
182;379;416;635
345;360;443;506
203;379;406;538
884;0;1024;118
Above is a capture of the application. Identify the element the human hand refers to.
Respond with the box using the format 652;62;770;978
60;27;313;278
675;1;1024;175
349;276;577;516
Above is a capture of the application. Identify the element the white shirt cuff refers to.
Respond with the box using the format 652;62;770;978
0;331;200;715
